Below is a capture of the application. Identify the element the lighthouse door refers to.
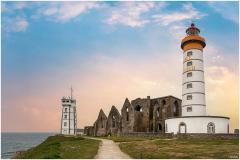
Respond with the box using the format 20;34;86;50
179;122;186;133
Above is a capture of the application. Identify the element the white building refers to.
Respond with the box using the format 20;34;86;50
60;89;77;135
165;23;230;134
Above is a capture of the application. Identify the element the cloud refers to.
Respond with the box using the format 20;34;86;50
152;3;206;26
2;17;29;32
208;1;238;24
151;3;206;39
1;2;27;12
105;2;165;27
38;2;101;22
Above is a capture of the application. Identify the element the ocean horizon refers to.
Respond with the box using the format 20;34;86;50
1;132;56;159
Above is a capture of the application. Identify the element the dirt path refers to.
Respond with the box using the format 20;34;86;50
86;137;131;159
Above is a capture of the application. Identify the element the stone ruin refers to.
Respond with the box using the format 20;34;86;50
84;95;181;136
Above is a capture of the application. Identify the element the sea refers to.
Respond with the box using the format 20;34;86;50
1;132;56;159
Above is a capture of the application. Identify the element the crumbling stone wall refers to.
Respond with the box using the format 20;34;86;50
94;109;107;136
106;106;121;135
84;126;94;136
121;98;134;133
85;95;182;136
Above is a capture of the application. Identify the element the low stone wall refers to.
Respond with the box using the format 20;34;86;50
119;132;174;138
176;133;239;139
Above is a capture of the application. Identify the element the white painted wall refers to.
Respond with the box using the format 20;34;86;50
182;105;206;116
182;49;206;116
165;117;229;134
61;98;77;135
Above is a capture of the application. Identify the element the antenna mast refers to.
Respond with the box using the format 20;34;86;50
70;86;73;99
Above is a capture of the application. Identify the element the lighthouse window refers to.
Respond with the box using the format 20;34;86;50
187;72;192;77
187;83;192;88
187;61;192;66
187;107;192;112
187;51;193;56
187;95;192;100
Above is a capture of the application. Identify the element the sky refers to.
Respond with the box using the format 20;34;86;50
1;1;239;132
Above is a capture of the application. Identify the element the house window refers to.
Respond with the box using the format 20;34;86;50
165;124;168;132
187;95;192;100
64;122;67;126
64;115;67;119
65;108;68;112
187;72;192;77
187;107;192;112
187;83;192;88
187;61;192;66
187;51;193;56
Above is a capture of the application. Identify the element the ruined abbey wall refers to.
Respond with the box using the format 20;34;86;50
84;95;182;136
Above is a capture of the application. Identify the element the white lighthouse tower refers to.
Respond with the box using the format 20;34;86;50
60;87;77;135
165;23;230;134
181;23;206;116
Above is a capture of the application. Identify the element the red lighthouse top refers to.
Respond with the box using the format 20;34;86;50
186;23;200;35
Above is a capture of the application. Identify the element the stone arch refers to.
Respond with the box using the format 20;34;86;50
158;123;162;131
135;105;142;112
112;115;116;128
156;107;160;117
207;122;215;134
173;101;179;116
101;117;104;128
162;99;166;106
126;107;129;121
179;122;187;133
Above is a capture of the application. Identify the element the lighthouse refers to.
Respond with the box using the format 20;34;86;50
181;23;206;116
165;23;230;134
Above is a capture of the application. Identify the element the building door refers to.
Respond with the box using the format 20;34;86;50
179;122;186;133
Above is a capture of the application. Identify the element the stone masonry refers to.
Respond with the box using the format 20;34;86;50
84;95;181;136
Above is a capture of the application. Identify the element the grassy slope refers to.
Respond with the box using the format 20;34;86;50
119;137;239;159
18;135;100;159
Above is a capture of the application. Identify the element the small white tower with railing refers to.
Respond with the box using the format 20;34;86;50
60;87;77;135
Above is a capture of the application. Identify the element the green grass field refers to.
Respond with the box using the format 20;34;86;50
16;135;100;159
118;137;239;159
102;135;158;142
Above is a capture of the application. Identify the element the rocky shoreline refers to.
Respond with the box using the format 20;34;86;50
11;150;26;159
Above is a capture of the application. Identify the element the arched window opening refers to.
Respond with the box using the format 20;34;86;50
179;122;187;133
112;115;116;128
173;101;179;116
162;100;166;106
207;122;215;134
126;107;129;121
135;105;142;112
101;117;103;128
156;107;160;117
158;123;162;131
